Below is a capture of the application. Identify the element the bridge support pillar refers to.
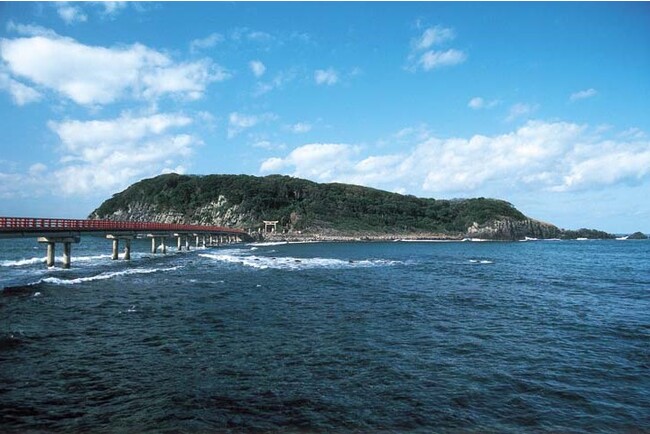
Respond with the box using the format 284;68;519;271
124;239;131;261
38;236;80;269
112;239;119;260
107;235;134;260
186;238;190;250
160;237;167;254
177;236;183;251
151;237;157;254
62;242;71;269
46;242;55;267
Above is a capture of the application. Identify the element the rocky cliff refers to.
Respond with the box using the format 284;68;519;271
465;218;561;240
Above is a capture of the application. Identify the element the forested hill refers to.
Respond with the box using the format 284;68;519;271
88;173;607;240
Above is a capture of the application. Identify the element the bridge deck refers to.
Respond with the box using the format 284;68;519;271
0;216;245;238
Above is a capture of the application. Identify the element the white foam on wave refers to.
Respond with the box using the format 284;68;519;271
199;253;400;270
469;259;494;264
69;254;113;263
1;257;45;267
248;242;288;247
40;266;182;286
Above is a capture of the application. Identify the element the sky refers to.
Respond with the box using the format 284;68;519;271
0;2;649;233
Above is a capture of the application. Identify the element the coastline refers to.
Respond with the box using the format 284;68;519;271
259;232;468;243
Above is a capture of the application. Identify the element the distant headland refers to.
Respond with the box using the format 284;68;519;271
89;173;626;242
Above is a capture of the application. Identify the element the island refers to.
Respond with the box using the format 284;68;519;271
89;173;615;242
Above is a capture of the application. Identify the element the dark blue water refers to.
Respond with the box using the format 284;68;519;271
1;237;649;432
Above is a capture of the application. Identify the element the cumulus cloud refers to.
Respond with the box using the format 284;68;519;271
0;31;229;106
190;32;223;52
227;112;277;138
260;143;357;181
506;103;537;122
253;70;296;96
287;122;312;134
407;25;466;72
418;49;466;71
414;26;455;50
48;112;198;195
56;2;88;25
314;68;339;86
260;121;650;195
0;72;42;105
468;96;499;110
570;88;597;102
249;60;266;77
98;1;128;17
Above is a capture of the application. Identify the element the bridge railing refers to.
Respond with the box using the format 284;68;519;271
0;216;245;234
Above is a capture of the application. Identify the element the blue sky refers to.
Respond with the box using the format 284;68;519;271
0;2;649;233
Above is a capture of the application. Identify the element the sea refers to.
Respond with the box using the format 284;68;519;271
1;236;648;433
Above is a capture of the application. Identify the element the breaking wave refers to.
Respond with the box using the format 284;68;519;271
39;266;182;286
1;257;45;267
199;253;401;270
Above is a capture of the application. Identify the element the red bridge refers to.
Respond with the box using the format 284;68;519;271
0;216;249;268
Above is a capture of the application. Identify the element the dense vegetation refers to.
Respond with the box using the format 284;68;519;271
91;173;528;234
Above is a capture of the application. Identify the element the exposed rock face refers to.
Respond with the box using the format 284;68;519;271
465;218;561;240
89;201;185;224
89;197;253;228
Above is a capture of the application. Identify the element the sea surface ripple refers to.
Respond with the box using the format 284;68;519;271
1;238;649;432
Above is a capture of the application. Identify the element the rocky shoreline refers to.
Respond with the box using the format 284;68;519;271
259;232;466;243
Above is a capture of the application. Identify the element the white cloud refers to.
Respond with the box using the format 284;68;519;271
506;103;537;122
28;162;47;176
407;25;466;72
56;2;88;25
314;68;339;86
6;21;58;37
0;72;42;105
287;122;312;134
249;60;266;78
0;32;229;106
190;33;223;52
468;96;499;110
253;70;295;96
98;1;127;17
259;121;650;195
48;112;198;195
570;88;597;102
414;26;455;50
260;143;357;180
227;112;276;138
418;49;466;71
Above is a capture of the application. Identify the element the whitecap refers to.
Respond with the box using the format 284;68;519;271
469;259;494;264
1;257;45;267
40;266;181;286
199;253;401;270
248;242;288;247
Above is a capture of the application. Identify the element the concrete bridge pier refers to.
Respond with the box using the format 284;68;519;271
148;235;166;254
112;238;119;260
62;242;71;268
124;238;131;260
46;242;55;267
177;235;183;251
107;235;133;260
38;236;80;269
